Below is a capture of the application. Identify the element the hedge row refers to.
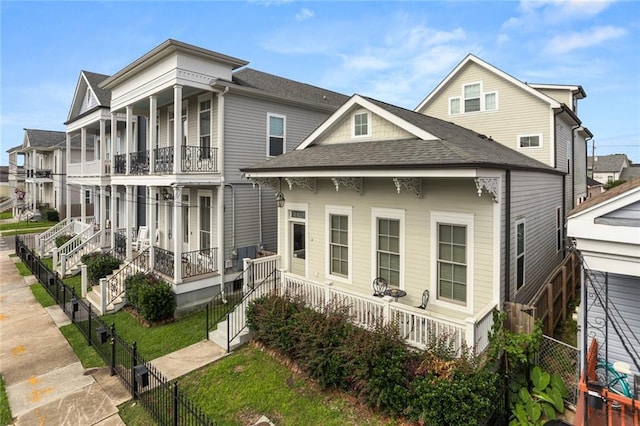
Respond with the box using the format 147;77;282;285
246;295;501;425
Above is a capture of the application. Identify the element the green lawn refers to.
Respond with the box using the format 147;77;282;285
30;284;56;308
0;375;11;426
0;220;57;231
15;261;32;276
102;308;207;361
178;345;397;426
0;211;13;220
59;324;106;368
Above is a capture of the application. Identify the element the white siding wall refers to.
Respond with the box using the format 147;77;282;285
535;88;572;106
418;62;553;167
574;133;588;203
279;177;497;321
510;171;565;301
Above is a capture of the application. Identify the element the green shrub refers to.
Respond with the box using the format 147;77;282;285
55;234;74;247
40;208;60;222
246;294;304;353
81;253;121;286
125;273;176;322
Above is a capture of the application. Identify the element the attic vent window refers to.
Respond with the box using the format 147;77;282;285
353;111;370;138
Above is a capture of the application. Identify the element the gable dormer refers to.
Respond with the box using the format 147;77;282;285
66;70;111;123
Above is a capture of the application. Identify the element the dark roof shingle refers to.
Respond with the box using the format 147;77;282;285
24;129;66;148
569;178;640;216
587;154;629;172
83;71;111;106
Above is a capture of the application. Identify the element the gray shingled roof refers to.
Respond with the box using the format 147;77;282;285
232;68;349;109
620;164;640;181
243;97;558;174
587;154;628;172
569;177;640;216
83;71;111;106
24;129;66;149
6;144;22;153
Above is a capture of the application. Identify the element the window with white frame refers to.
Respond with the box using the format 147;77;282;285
168;104;188;146
199;98;211;159
372;208;404;288
267;114;285;157
485;92;497;111
450;82;498;115
516;220;526;289
449;98;460;115
353;111;370;137
85;189;92;204
556;207;562;252
327;206;351;280
464;83;481;112
437;223;468;303
518;134;541;148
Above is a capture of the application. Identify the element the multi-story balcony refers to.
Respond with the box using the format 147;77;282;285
112;146;218;175
25;169;53;180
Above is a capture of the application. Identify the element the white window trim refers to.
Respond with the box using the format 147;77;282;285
197;190;213;251
197;93;212;148
325;205;353;284
449;97;461;115
168;102;189;146
266;113;286;157
371;207;405;290
515;218;526;291
430;211;474;314
352;110;371;138
518;133;543;149
463;81;483;113
286;202;308;275
484;91;498;111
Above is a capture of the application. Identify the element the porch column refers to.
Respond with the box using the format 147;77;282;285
148;186;157;270
173;186;183;284
149;95;157;174
173;85;183;174
65;184;71;220
99;119;106;173
80;185;87;221
81;127;87;175
110;113;117;173
125;106;133;176
110;185;116;249
99;185;107;247
125;184;133;260
56;148;63;212
65;133;71;219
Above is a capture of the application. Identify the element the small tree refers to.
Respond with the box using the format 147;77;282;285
603;179;626;190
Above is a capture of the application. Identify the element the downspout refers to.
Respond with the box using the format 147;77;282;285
504;170;511;302
258;185;263;247
562;175;566;257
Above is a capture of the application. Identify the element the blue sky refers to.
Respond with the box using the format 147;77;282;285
2;0;639;166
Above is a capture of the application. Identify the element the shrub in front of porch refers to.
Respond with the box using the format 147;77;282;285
55;234;73;247
81;252;121;286
246;294;500;424
40;208;60;222
125;272;176;322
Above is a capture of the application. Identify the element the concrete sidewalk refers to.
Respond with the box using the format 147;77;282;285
1;243;229;425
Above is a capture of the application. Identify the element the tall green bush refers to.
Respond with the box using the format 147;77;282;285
81;252;121;286
41;208;60;222
55;234;73;247
124;272;176;322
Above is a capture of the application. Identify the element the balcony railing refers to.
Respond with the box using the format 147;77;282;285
129;150;149;175
181;146;218;173
154;146;174;174
25;169;52;179
113;154;126;175
154;247;175;278
181;247;218;278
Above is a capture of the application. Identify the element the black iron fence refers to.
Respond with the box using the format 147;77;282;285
129;150;150;175
155;146;174;174
15;235;215;426
113;154;126;175
181;146;218;173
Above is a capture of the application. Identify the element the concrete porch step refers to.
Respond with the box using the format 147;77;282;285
208;319;251;351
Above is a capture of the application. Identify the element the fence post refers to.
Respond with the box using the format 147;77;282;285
52;248;58;272
87;304;92;346
206;303;209;340
131;341;138;399
561;266;568;322
382;296;392;326
465;316;476;350
100;278;107;315
110;324;116;376
173;382;179;426
81;264;88;298
60;253;67;277
324;281;333;308
546;283;554;335
242;258;252;293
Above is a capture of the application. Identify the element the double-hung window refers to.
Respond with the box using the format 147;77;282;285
267;114;285;157
353;111;370;137
372;208;404;288
437;224;467;303
464;83;481;112
516;220;526;289
327;206;351;280
450;82;498;115
199;98;211;159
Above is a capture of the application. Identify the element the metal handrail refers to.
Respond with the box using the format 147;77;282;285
104;248;150;308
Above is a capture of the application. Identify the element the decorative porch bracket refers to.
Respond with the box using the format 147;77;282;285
249;177;280;191
285;177;317;194
392;177;422;199
331;177;363;195
474;178;499;203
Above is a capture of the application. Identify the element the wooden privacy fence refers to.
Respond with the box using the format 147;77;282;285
508;252;581;336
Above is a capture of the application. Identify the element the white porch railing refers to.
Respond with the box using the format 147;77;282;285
59;229;102;277
54;222;95;275
280;272;497;354
38;217;71;255
242;254;281;291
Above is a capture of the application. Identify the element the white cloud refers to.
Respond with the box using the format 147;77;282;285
505;0;617;29
295;8;314;22
546;25;627;54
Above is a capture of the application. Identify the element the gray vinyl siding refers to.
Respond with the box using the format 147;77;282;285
511;170;565;302
556;118;574;213
574;132;588;203
224;94;331;183
586;271;640;389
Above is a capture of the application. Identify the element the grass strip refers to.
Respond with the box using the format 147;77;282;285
30;284;56;307
118;401;157;426
0;221;57;231
0;211;13;220
0;374;12;426
59;324;106;368
15;261;32;276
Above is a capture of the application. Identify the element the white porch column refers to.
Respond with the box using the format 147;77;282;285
56;148;63;212
125;106;133;176
99;185;107;247
80;185;86;221
217;185;225;277
149;186;157;269
173;185;183;284
125;185;133;260
173;85;183;174
65;184;71;220
110;113;117;174
149;95;157;174
99;119;106;174
110;185;116;248
80;127;87;175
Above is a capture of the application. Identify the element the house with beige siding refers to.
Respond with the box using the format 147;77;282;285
48;39;347;313
242;95;567;352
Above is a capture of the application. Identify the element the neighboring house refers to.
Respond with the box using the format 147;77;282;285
0;166;10;200
567;178;640;423
416;54;593;214
17;129;79;217
588;154;630;183
586;176;604;199
242;94;569;351
6;145;24;216
620;163;640;182
64;39;347;312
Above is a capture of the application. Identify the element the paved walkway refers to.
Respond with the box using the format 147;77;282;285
0;238;227;425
